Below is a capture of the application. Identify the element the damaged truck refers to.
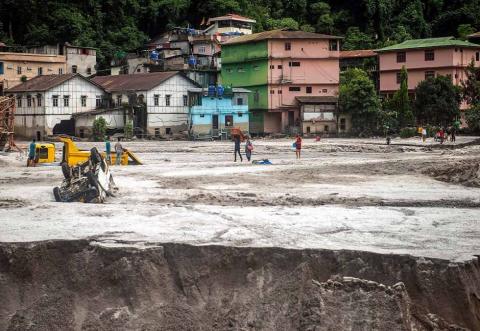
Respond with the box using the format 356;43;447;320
53;147;118;203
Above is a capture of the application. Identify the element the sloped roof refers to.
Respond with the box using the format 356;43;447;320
207;14;256;24
223;29;342;45
91;72;181;92
340;50;377;59
468;32;480;39
6;74;79;92
376;37;480;52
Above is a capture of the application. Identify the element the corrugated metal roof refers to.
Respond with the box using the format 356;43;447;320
468;32;480;38
296;96;338;104
376;37;480;52
223;29;342;45
188;87;251;93
91;72;180;92
6;74;77;92
207;14;256;24
340;50;377;58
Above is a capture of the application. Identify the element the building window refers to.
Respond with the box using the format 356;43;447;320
154;94;159;106
52;95;59;107
225;115;233;127
17;97;22;107
238;112;243;117
237;98;243;105
59;68;63;74
183;95;188;106
63;95;70;107
37;67;43;76
289;61;301;67
96;96;102;108
329;40;338;51
72;65;77;73
425;71;435;80
289;86;301;92
476;52;479;61
165;95;171;106
340;118;346;131
0;62;3;75
198;46;206;54
155;128;160;137
27;95;32;107
396;72;402;84
116;95;122;106
17;66;22;75
254;91;259;104
322;89;328;93
425;50;435;61
324;125;329;132
278;90;282;94
285;42;291;51
278;65;283;69
37;94;42;107
86;67;92;75
396;52;406;63
81;95;87;107
306;86;312;94
270;90;275;94
270;65;274;69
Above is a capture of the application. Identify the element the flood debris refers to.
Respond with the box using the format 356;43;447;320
53;147;118;203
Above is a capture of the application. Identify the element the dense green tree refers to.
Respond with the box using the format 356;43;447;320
465;105;480;132
457;24;476;40
414;75;461;126
391;66;414;127
342;27;374;50
461;60;480;106
265;17;299;30
339;68;381;134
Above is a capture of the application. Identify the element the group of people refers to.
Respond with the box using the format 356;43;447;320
418;126;456;144
232;134;303;162
104;137;125;165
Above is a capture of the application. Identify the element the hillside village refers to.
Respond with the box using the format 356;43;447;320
1;13;479;141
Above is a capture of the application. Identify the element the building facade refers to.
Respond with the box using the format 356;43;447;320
221;29;342;135
0;52;66;93
5;74;106;139
376;37;480;100
188;87;250;138
92;72;199;137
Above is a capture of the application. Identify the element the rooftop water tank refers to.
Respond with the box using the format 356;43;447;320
217;85;224;97
208;85;216;97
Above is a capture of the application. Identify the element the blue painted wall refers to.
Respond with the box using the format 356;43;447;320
190;93;249;133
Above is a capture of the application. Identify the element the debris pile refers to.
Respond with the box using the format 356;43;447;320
424;158;480;187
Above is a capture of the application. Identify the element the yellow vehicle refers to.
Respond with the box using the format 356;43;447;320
34;143;56;163
34;137;142;166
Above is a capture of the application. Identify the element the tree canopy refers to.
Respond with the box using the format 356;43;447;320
1;0;480;68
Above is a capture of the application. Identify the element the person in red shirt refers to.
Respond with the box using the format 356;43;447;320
295;134;302;159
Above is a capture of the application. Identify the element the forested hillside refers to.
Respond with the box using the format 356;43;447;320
1;0;479;68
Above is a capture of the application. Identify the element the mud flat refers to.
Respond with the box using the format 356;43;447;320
1;138;480;330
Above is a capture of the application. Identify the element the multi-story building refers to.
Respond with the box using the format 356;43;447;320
203;14;256;42
92;72;199;137
26;43;97;76
221;29;342;135
376;37;480;100
188;87;250;139
5;74;106;139
0;52;66;93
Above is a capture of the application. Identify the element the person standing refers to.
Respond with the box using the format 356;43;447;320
450;126;456;143
105;136;111;165
295;134;302;159
422;127;427;143
114;138;124;165
27;139;36;167
245;137;253;162
234;135;243;162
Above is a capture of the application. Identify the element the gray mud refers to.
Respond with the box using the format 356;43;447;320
0;241;479;331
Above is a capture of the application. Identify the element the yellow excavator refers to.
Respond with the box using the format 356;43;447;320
33;137;142;166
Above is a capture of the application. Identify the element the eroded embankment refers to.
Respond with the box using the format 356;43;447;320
0;241;479;331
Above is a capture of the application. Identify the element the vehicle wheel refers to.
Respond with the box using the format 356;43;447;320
61;162;71;180
53;187;62;202
83;187;99;203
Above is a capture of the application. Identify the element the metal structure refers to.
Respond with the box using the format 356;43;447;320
0;96;20;152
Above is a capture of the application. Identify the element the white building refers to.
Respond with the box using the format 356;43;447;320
6;74;106;139
91;71;199;136
203;14;256;40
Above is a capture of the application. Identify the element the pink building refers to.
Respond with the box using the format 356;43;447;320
222;30;345;135
377;37;480;108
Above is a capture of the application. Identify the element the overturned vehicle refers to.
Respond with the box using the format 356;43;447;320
53;147;118;203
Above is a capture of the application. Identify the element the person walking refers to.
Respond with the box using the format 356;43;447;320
422;127;427;143
295;134;302;159
245;137;253;162
27;139;36;167
450;126;456;143
114;138;124;165
105;136;111;165
234;134;242;162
